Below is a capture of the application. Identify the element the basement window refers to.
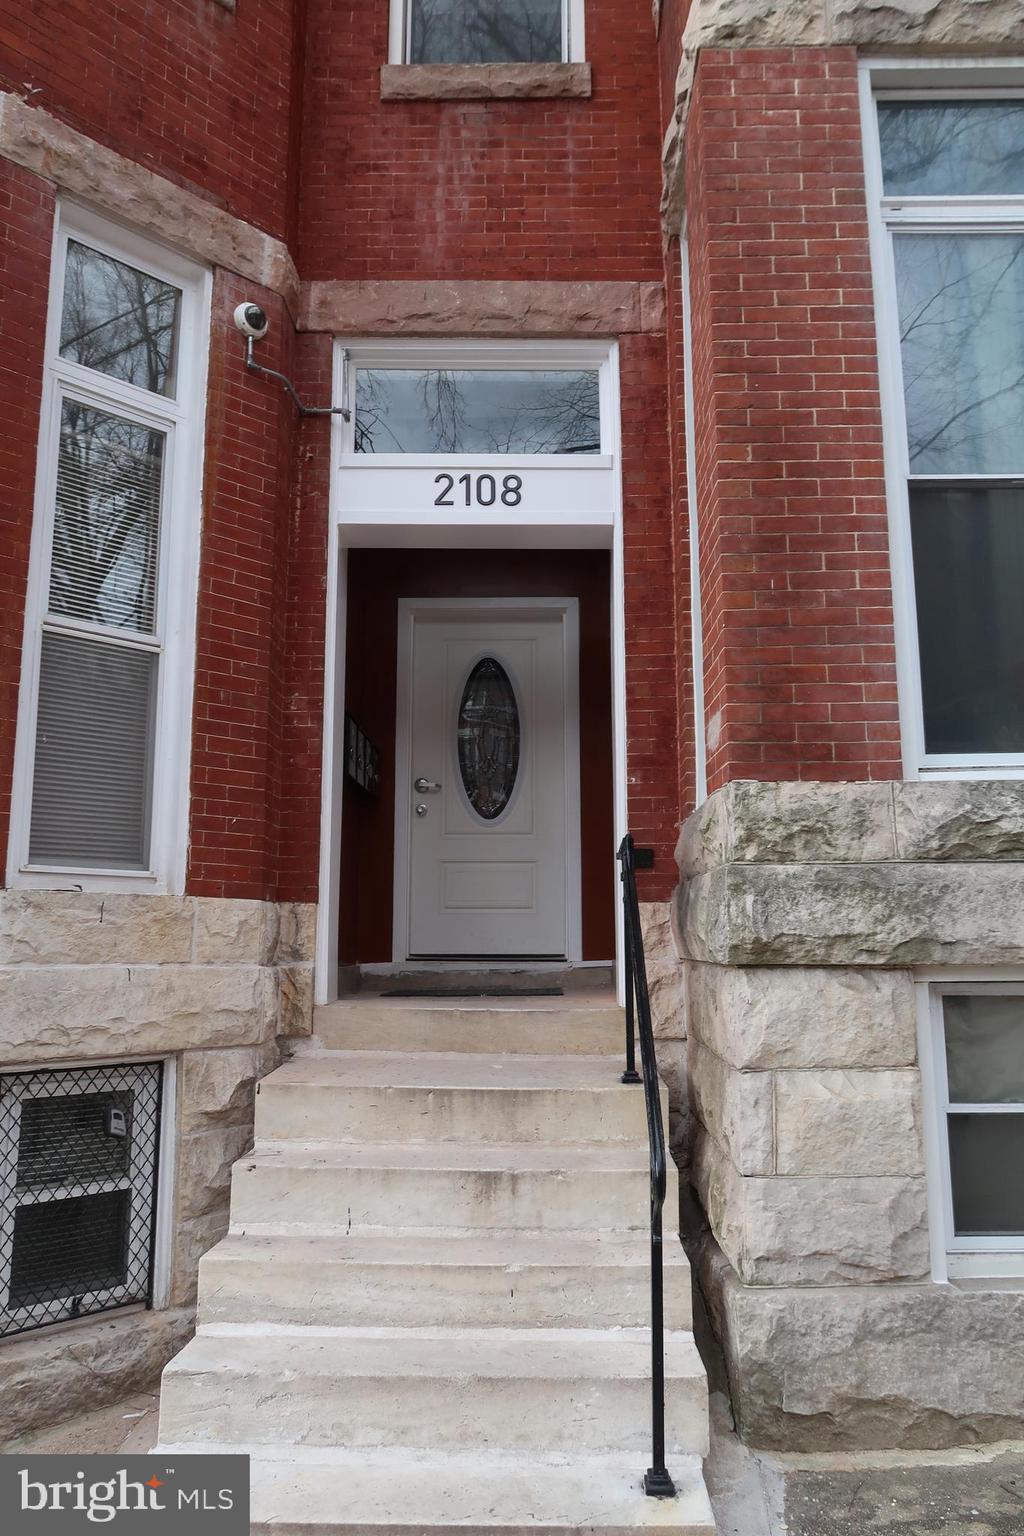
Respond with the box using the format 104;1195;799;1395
922;984;1024;1279
0;1063;164;1336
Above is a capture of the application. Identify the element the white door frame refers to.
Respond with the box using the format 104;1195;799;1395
315;339;626;1004
392;597;582;965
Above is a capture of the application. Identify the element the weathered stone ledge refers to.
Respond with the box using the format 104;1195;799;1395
678;860;1024;968
299;278;666;336
380;62;592;101
679;781;1024;876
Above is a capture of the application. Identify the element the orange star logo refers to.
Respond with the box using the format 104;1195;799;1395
145;1477;164;1489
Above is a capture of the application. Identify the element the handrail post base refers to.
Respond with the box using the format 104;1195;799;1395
643;1468;677;1499
621;1068;642;1084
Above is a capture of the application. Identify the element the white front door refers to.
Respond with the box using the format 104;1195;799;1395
401;606;576;958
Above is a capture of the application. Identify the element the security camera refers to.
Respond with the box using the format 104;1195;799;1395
233;302;269;340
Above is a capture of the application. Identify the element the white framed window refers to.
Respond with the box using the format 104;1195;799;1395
0;1060;167;1335
7;204;210;892
862;62;1024;778
918;977;1024;1281
387;0;585;65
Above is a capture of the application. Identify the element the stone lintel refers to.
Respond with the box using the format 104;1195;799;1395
0;92;299;314
380;62;592;101
679;861;1024;968
697;1235;1024;1451
299;278;665;336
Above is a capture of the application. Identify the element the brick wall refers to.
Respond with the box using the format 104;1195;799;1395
298;0;666;280
0;160;55;878
0;0;304;242
685;47;901;790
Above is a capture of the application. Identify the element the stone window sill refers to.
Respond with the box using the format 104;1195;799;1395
380;63;592;102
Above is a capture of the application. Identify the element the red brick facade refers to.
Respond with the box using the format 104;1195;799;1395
684;49;901;790
0;6;909;928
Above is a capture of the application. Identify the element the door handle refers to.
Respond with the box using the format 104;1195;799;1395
414;777;442;793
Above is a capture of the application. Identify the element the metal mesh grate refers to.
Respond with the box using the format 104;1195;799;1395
0;1062;162;1337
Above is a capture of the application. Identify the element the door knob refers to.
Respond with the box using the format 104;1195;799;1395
414;777;442;793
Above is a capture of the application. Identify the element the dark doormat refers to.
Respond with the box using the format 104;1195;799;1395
381;987;565;999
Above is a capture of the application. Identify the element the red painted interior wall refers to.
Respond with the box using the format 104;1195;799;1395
685;48;901;789
339;550;617;963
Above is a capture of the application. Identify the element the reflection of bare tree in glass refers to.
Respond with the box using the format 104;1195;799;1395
410;0;561;64
356;370;600;453
60;242;180;395
880;104;1024;197
51;400;164;632
897;235;1024;473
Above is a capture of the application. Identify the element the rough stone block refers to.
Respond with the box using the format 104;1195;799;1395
688;1039;773;1176
894;781;1024;862
179;1043;278;1129
775;1069;924;1178
380;62;592;100
193;899;265;963
0;965;277;1065
640;900;686;1039
175;1122;255;1221
0;1307;195;1442
677;781;896;875
0;891;193;965
273;902;318;964
697;1237;1024;1451
679;862;1024;968
686;962;917;1071
277;964;315;1037
694;1131;930;1285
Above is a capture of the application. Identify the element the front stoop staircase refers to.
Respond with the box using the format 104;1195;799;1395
157;996;715;1534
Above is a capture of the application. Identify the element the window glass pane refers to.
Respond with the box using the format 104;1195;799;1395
355;369;600;453
909;486;1024;754
50;401;165;634
30;630;157;870
948;1113;1024;1236
9;1190;131;1307
879;101;1024;197
894;232;1024;475
458;658;520;819
408;0;562;63
944;994;1024;1103
59;240;181;395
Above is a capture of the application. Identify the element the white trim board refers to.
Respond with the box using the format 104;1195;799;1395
314;337;626;1004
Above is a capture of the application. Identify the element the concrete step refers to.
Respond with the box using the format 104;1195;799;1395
315;1001;626;1057
229;1139;679;1235
197;1230;693;1330
153;1444;715;1534
257;1052;659;1144
157;1325;709;1457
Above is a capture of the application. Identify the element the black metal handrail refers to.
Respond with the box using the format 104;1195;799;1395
617;833;676;1498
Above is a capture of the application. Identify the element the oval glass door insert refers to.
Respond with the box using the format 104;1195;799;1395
457;658;521;820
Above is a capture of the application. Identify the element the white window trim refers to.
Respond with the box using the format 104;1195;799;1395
6;202;211;894
916;972;1024;1285
387;0;586;65
860;59;1024;780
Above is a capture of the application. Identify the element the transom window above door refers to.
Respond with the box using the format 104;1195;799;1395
355;368;601;454
389;0;585;65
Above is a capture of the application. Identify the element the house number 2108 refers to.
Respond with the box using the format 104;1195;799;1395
434;472;523;507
